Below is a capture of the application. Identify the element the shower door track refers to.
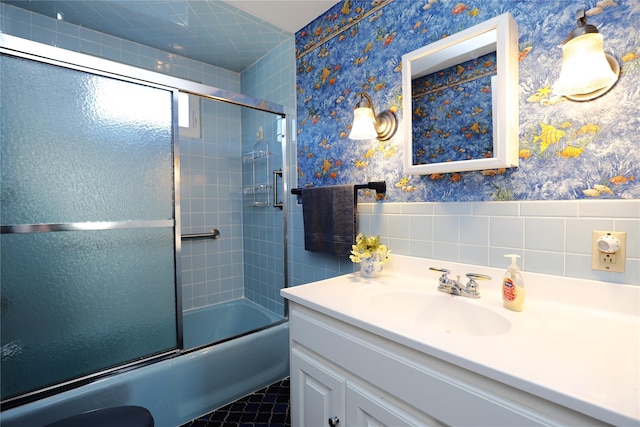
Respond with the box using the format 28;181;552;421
0;34;286;116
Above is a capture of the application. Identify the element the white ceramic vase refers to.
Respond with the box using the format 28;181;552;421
360;254;383;278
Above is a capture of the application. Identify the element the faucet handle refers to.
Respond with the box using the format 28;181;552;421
466;273;491;281
464;273;491;296
430;267;452;292
429;267;451;284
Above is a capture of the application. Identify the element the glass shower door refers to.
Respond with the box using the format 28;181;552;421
0;54;178;403
179;95;287;349
242;109;286;316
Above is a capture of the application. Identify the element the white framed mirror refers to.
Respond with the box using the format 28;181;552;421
402;12;519;175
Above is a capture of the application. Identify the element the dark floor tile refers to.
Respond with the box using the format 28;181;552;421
180;377;290;427
245;402;261;413
181;420;210;427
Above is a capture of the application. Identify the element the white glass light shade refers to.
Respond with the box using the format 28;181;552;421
349;107;377;140
553;33;618;100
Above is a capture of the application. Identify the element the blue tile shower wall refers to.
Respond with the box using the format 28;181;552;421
239;113;284;315
240;38;295;315
242;37;296;109
180;98;245;310
0;2;295;311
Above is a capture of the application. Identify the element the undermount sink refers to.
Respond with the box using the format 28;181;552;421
360;289;511;336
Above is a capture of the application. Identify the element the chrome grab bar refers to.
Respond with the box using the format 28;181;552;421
181;228;220;240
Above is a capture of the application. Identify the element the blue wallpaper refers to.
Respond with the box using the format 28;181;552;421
295;0;640;202
411;51;496;166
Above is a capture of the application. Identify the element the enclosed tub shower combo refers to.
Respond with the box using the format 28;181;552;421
0;34;292;426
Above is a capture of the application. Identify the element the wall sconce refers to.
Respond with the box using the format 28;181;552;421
348;92;397;140
553;9;619;101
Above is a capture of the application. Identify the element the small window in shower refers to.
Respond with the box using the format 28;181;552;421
179;92;200;138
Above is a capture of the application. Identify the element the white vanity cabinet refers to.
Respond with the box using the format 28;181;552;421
291;324;437;427
287;303;610;427
291;345;430;427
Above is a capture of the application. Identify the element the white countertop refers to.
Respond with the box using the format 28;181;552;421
282;255;640;426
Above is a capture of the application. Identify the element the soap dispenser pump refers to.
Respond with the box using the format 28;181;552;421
503;254;525;312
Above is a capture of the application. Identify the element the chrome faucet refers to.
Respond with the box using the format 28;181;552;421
429;267;491;299
430;267;459;293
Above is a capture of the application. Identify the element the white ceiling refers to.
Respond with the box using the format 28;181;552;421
226;0;340;33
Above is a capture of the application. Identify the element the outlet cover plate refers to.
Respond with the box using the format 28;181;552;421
592;231;626;272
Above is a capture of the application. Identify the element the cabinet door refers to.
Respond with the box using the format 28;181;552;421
291;347;346;427
346;382;442;427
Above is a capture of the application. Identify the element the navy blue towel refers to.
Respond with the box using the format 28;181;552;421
301;185;356;256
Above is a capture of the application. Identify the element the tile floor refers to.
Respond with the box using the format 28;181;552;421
180;377;290;427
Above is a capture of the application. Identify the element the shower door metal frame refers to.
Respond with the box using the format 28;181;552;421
0;33;292;409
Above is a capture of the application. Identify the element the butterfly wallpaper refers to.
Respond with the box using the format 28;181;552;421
294;0;640;202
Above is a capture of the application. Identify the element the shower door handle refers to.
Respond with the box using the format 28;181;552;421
273;169;283;210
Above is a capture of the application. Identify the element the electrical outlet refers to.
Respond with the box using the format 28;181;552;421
600;252;616;264
592;231;626;272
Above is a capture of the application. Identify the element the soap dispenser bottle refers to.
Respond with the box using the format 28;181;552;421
503;254;524;312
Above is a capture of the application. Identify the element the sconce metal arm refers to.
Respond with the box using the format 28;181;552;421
354;91;397;141
565;9;598;42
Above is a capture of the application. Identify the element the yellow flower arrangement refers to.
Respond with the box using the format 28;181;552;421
349;233;391;264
